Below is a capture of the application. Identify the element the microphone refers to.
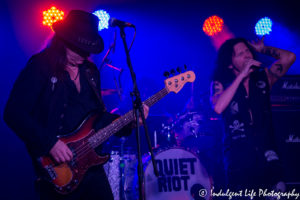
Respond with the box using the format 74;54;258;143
250;63;268;70
109;17;135;28
250;65;261;70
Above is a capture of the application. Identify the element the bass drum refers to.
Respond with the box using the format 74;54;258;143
144;148;212;200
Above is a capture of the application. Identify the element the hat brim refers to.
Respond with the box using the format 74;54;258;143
53;21;104;54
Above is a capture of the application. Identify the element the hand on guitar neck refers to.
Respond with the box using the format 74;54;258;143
135;103;150;125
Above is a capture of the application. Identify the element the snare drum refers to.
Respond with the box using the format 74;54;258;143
144;147;212;200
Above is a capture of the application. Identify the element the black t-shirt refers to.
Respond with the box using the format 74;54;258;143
220;69;276;170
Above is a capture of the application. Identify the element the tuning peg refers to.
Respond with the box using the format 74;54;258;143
170;69;176;75
184;64;187;71
163;71;170;78
176;67;181;73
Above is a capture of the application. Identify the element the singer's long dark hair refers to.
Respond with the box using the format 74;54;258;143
212;38;256;85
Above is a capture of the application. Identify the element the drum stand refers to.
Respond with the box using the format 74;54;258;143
118;26;159;200
119;137;125;200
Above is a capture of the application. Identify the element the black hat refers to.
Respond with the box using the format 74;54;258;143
52;10;104;54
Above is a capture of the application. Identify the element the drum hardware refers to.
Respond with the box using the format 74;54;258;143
104;143;137;200
173;111;217;151
161;122;176;144
154;120;177;148
120;137;125;200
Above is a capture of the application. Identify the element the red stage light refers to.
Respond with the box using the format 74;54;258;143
203;15;224;36
42;6;64;29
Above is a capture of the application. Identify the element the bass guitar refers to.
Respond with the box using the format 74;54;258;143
39;71;196;194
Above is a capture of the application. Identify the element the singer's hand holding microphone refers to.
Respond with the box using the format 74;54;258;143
240;58;262;79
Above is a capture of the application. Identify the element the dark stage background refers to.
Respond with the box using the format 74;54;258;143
1;0;299;199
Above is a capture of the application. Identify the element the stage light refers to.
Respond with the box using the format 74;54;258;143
93;10;110;31
42;6;64;28
255;17;272;36
203;15;224;36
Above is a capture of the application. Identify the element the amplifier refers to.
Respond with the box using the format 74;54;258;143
271;75;300;106
272;109;300;182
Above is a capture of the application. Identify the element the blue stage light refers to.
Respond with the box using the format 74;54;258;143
255;17;272;36
93;10;110;31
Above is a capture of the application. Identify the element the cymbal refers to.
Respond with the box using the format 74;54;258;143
101;88;118;96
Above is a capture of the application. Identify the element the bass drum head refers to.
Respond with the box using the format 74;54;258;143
144;148;212;200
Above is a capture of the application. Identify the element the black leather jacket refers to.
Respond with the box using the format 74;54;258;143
4;50;130;160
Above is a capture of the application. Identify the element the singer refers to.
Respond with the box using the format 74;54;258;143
3;10;149;200
210;37;296;198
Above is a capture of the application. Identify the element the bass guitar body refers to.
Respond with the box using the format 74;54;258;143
39;113;109;194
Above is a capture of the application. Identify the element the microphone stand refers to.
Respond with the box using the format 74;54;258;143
99;45;113;70
99;31;116;70
119;26;159;200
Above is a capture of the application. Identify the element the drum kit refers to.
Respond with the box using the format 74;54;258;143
100;35;222;199
103;109;221;200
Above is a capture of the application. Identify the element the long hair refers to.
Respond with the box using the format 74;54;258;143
43;34;68;78
212;38;255;85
